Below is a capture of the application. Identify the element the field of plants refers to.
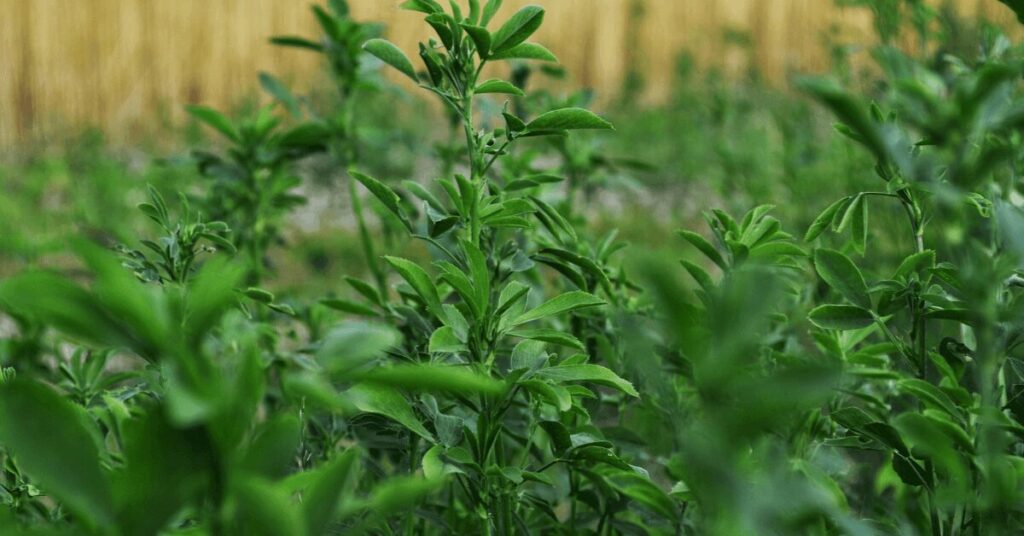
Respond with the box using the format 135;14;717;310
4;0;1024;534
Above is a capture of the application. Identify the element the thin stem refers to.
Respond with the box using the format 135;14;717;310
481;141;511;176
461;87;485;248
349;176;388;299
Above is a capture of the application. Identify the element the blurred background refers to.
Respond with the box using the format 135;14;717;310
2;0;1019;144
0;0;1021;289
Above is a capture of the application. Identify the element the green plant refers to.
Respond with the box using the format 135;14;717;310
795;33;1024;534
186;103;328;284
270;0;393;297
637;206;861;534
329;1;681;533
0;241;489;534
8;2;1024;536
117;185;236;284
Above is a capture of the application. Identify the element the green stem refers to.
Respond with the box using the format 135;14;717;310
463;102;483;247
349;175;388;299
900;192;940;535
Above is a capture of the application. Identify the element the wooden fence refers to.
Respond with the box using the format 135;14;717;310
0;0;1019;145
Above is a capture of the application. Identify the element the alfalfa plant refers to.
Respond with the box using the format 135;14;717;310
637;206;865;534
0;245;474;534
186;101;329;284
799;31;1024;534
269;0;395;297
323;1;676;533
117;185;235;285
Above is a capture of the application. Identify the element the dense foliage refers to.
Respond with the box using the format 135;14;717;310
3;1;1024;534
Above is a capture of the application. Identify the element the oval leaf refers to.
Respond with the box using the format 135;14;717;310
491;5;544;52
475;79;525;96
513;291;605;326
489;42;558;62
364;38;418;81
0;380;115;529
808;304;875;330
527;107;614;132
536;364;639;397
814;248;872;310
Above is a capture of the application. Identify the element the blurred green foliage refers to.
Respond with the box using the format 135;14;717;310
3;1;1024;535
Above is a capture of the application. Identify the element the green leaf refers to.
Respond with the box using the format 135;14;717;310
346;276;384;306
491;5;544;52
508;329;586;350
898;379;961;421
424;13;455;49
282;373;352;413
797;78;889;163
536;364;639;397
461;239;490;312
269;36;324;52
681;260;714;292
530;196;577;242
241;416;301;480
355;364;504;395
0;272;135;355
421;445;445;479
302;448;360;534
278;123;330;151
834;195;861;235
460;23;492;57
364;38;418;81
244;287;275;304
350;170;412;232
505;173;563;191
475;79;525;96
569;445;631;469
320;298;379;317
429;325;466;353
348;384;434;441
351;475;441;524
232;478;305;536
503;112;527;134
268;302;298;317
403;180;445;212
891;455;929;487
532;195;581;241
114;408;210;535
511;340;547;372
805;197;851;242
258;72;300;118
527;107;614;131
539;420;572;455
386;256;444;319
519;380;571;411
852;196;868;254
677;230;727;270
312;5;342;41
808;304;875;330
0;380;114;530
834;195;868;254
814;248;872;310
604;470;678;520
400;0;443;14
185;105;240;142
489;42;557;62
481;0;503;25
200;232;237;254
318;322;402;375
830;406;875;431
513;291;605;325
894;250;935;279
